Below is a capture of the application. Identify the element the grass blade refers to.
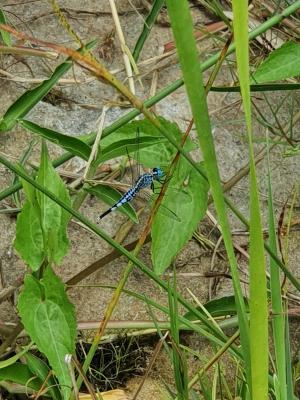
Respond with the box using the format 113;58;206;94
132;0;165;62
232;1;268;397
168;275;188;399
266;134;287;400
0;9;11;46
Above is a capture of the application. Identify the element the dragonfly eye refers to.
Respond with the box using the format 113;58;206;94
153;167;164;180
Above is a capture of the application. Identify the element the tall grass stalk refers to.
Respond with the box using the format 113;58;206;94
232;1;268;398
267;133;288;400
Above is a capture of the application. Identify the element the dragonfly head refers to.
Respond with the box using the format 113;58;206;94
152;167;164;181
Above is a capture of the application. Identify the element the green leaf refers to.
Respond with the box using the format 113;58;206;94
43;265;77;337
253;41;300;83
0;40;96;132
25;352;62;400
20;120;91;161
14;143;71;270
18;266;76;400
101;117;195;168
0;10;11;46
14;170;44;271
0;363;44;393
151;160;209;275
36;142;71;265
98;136;166;164
85;184;138;223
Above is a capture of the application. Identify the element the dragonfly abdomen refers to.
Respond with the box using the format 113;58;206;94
98;172;155;220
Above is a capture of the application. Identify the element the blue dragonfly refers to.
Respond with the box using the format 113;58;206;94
97;125;189;222
98;167;165;220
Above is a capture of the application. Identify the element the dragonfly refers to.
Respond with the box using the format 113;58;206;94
96;125;189;222
98;167;165;220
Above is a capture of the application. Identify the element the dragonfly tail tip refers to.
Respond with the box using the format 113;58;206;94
98;208;111;220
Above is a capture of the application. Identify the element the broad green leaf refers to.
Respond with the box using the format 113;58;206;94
20;120;91;161
101;117;195;168
0;40;96;132
14;200;44;270
14;170;44;271
98;136;167;164
253;41;300;83
42;265;77;337
36;142;71;264
0;363;44;393
0;10;11;46
25;352;62;400
151;160;209;275
149;190;183;222
18;266;76;400
85;184;138;223
14;143;71;270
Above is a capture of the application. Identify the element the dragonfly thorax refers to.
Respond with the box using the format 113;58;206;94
152;167;164;181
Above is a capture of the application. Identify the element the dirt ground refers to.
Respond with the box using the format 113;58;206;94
0;1;299;398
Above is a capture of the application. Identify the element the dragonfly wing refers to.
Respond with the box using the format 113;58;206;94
136;190;181;222
152;185;192;202
155;202;181;222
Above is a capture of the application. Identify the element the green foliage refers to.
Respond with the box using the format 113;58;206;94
18;266;76;400
14;174;45;270
0;363;44;393
101;117;194;168
20;120;168;166
253;41;300;83
25;352;62;400
35;142;71;264
14;142;71;270
97;135;167;165
21;120;92;161
95;117;200;239
1;2;300;399
152;159;209;274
